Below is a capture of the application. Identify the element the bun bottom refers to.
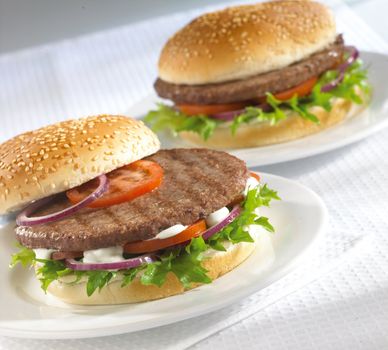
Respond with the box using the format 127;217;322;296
179;97;367;149
46;235;271;305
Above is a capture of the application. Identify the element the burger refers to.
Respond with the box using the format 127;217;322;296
145;0;370;149
5;115;279;305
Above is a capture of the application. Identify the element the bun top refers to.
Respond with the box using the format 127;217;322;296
158;0;336;85
0;115;160;214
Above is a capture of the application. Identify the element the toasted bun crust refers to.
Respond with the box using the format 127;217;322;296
0;115;160;214
179;98;367;149
159;1;336;85
46;237;269;305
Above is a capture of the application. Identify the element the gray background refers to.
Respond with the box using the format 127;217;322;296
0;0;383;54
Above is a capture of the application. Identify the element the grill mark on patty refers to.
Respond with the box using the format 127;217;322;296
166;153;217;213
32;198;96;243
184;150;237;198
72;210;93;233
15;149;249;251
154;151;205;210
148;150;217;221
168;150;228;201
197;151;237;195
104;206;126;227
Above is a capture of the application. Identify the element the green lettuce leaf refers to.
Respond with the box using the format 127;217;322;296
10;184;280;295
145;59;370;139
121;266;143;288
145;104;220;140
35;260;72;292
9;243;35;268
86;271;116;296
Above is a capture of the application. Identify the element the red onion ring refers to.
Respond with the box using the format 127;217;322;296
210;108;248;121
16;174;108;227
210;103;271;121
171;205;242;251
338;46;360;72
321;46;359;93
202;205;242;240
65;253;156;271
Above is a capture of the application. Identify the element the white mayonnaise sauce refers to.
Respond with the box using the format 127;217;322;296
83;246;125;264
150;206;230;242
33;248;56;260
206;207;230;227
244;176;260;196
153;224;188;240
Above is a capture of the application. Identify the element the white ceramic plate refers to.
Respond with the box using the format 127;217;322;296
0;173;327;339
128;51;388;167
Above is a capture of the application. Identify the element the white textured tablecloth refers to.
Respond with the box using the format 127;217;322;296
0;1;388;349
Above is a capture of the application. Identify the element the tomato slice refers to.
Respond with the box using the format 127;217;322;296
272;77;318;101
177;77;318;116
123;220;207;254
177;102;247;116
250;172;261;182
66;160;163;208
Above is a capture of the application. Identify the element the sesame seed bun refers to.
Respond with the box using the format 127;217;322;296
45;233;272;305
0;115;160;214
158;0;336;85
179;97;367;149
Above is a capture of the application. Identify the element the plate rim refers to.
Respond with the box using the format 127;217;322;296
0;173;328;339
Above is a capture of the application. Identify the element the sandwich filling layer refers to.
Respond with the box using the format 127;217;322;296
11;174;280;297
15;149;248;251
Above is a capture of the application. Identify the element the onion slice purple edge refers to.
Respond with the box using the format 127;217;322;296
167;205;242;252
16;174;109;227
321;46;359;93
210;104;271;121
65;253;156;271
210;108;246;121
202;205;242;240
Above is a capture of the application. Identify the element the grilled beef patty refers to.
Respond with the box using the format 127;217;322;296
154;35;344;105
16;149;249;252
